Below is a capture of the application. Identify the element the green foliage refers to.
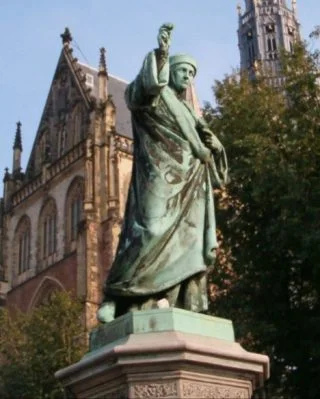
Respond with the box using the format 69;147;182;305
0;291;87;399
207;41;320;398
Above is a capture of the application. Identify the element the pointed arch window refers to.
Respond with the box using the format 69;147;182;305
65;177;84;253
19;230;30;273
71;197;82;241
265;23;278;61
266;36;277;51
29;277;65;310
272;38;277;51
14;216;31;276
38;198;57;267
43;213;57;258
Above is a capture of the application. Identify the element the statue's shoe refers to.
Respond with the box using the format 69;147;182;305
97;301;116;323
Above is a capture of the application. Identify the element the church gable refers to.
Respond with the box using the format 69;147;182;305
25;28;134;182
25;29;96;180
26;54;92;178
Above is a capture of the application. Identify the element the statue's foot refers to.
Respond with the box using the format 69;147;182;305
156;298;170;308
97;301;115;323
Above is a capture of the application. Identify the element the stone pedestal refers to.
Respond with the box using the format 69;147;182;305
56;309;269;398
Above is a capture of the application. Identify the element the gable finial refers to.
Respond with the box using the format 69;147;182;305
13;121;22;151
61;27;73;46
99;47;108;77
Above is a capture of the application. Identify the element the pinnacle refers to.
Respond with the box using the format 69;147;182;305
98;47;108;76
13;121;22;151
3;167;10;182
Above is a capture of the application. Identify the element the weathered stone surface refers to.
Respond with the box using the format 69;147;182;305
182;381;247;398
132;382;178;398
90;308;234;351
56;310;269;398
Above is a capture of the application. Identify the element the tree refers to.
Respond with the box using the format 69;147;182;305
0;291;87;399
207;41;320;398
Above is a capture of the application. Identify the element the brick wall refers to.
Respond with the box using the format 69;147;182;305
7;252;77;313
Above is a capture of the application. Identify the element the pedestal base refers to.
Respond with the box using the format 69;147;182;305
56;309;269;398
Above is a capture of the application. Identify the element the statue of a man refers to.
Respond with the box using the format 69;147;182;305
98;24;227;322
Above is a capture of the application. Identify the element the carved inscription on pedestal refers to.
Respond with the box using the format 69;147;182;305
132;382;178;398
182;381;248;399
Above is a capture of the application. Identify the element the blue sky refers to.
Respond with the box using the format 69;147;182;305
0;0;319;192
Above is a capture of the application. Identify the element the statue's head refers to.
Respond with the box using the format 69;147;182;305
169;54;197;93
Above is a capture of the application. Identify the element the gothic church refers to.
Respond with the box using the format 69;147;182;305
0;29;134;328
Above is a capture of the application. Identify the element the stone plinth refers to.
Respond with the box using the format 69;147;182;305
56;308;269;398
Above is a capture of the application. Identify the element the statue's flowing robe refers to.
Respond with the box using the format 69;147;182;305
104;51;227;299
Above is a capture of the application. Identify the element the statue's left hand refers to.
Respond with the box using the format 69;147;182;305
203;128;223;153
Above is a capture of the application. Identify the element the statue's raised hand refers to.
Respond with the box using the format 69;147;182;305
157;23;174;52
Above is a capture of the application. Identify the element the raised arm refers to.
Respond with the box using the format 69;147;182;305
156;23;174;72
125;24;174;109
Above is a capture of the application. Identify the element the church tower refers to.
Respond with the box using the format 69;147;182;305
238;0;300;84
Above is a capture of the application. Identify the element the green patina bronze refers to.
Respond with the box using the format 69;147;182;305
98;24;227;323
90;308;234;354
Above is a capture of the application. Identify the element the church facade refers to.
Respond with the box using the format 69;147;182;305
0;28;200;329
238;0;300;84
0;29;133;329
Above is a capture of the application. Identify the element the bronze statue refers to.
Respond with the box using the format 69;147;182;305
98;24;227;322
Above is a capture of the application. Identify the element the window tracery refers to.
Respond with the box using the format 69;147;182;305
265;23;278;60
14;215;31;276
38;198;57;268
65;177;84;253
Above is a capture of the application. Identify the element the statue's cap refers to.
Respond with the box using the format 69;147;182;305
169;54;197;75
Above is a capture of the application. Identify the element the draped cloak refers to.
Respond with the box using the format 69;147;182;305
104;51;228;298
